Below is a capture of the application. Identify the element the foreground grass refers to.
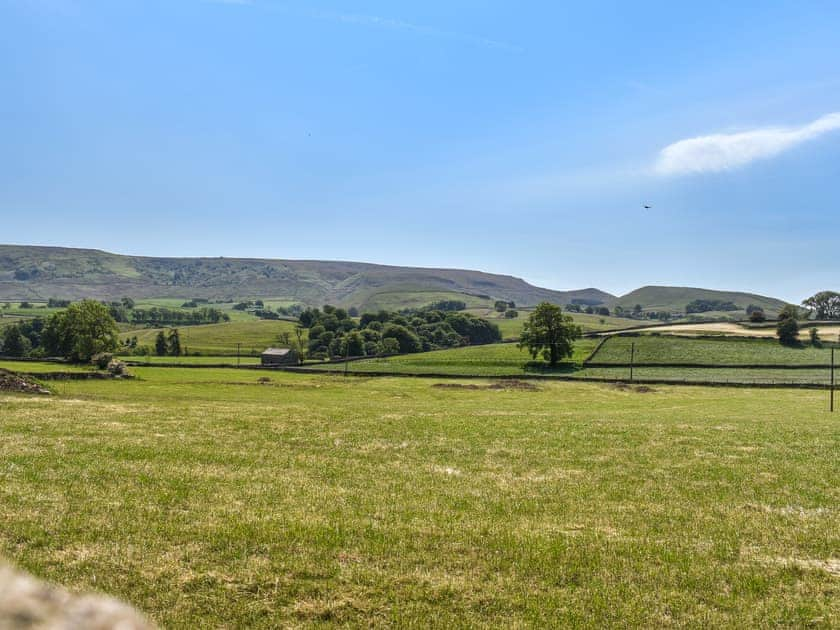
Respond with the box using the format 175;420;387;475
591;334;836;366
1;369;838;627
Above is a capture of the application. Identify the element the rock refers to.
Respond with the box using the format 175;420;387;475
0;561;154;629
0;370;50;395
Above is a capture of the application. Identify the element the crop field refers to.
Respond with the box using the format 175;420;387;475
306;340;599;376
622;321;840;339
125;320;303;356
1;367;837;627
590;335;837;366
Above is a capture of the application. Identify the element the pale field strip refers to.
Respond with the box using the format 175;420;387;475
607;322;840;338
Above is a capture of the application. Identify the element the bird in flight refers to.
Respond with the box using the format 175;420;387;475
643;205;652;209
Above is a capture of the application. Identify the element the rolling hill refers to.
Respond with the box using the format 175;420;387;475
0;245;612;309
610;286;789;317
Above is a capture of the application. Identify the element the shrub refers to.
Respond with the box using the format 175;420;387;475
749;310;766;323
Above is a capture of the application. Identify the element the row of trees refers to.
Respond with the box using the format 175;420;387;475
155;329;182;356
0;300;119;361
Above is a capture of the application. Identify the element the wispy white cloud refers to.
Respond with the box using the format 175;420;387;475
201;0;522;53
655;112;840;175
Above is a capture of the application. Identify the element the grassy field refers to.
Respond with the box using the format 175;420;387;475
354;290;493;313
125;320;303;356
119;355;262;365
470;311;640;341
1;368;837;627
590;335;836;366
575;366;834;386
306;340;599;376
0;360;93;373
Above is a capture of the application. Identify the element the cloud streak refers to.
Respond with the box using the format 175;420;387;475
202;0;522;53
656;112;840;175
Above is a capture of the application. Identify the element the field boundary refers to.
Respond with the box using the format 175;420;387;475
277;366;835;390
584;362;832;369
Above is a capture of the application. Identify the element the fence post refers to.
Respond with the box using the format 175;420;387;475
630;342;635;383
831;348;835;413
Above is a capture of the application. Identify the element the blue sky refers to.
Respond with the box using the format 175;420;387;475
2;0;840;302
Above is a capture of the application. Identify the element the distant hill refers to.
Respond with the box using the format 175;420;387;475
0;245;613;310
610;286;788;317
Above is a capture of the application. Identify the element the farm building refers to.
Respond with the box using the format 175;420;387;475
260;347;298;366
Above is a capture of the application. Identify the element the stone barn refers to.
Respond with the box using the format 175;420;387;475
260;347;299;366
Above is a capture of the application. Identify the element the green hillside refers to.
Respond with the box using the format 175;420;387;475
0;245;612;309
611;286;788;317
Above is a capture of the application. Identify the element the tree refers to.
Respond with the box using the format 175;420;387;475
167;328;182;357
344;330;365;357
809;327;822;347
2;325;30;357
381;324;421;353
504;309;519;319
776;317;799;346
778;304;800;322
380;338;400;355
41;299;119;362
518;302;581;367
494;300;508;313
633;304;643;316
155;331;167;356
802;291;840;320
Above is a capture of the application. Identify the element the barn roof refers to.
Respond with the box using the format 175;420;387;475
261;347;293;356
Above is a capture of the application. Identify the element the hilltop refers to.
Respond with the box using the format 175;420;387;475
0;246;792;315
610;285;788;317
0;245;611;309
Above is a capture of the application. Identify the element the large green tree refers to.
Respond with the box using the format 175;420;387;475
519;302;581;366
42;299;119;362
2;325;30;357
802;291;840;320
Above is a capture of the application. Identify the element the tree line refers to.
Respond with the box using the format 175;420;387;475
1;300;119;361
298;305;502;359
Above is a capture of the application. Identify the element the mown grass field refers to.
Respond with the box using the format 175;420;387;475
126;320;302;356
120;355;262;365
306;340;599;376
1;368;837;627
472;310;636;340
0;360;93;373
591;335;836;366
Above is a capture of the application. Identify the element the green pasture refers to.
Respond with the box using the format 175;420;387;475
591;334;836;366
1;368;837;627
124;320;303;356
